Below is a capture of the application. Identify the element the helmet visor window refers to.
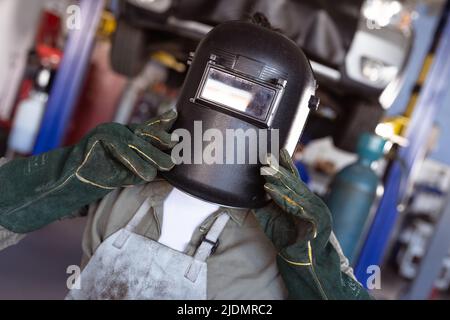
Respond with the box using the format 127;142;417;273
199;67;276;121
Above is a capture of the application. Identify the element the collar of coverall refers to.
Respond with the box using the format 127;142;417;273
139;179;249;226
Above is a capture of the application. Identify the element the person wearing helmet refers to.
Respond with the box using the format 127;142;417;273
0;16;370;300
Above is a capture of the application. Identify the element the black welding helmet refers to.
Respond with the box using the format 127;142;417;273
163;20;318;209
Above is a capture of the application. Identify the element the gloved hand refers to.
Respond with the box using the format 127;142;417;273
255;149;371;300
0;111;177;233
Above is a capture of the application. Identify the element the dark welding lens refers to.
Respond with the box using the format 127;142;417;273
199;67;277;121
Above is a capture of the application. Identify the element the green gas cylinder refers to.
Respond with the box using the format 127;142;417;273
326;133;386;263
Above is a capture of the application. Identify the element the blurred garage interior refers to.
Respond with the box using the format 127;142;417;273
1;0;450;300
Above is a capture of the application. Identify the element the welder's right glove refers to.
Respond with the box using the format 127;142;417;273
0;110;178;234
255;149;372;300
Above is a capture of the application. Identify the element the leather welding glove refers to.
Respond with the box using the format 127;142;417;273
0;110;177;234
255;149;372;300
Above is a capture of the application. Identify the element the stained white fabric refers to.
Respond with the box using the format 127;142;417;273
66;199;229;300
158;188;219;252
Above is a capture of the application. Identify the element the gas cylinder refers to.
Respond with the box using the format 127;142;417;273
8;66;54;155
326;133;386;263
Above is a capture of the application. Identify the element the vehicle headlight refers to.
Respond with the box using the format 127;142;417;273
361;56;399;85
362;0;415;33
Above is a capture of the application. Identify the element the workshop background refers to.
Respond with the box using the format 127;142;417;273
1;0;450;300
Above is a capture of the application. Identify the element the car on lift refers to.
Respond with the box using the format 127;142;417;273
110;0;415;152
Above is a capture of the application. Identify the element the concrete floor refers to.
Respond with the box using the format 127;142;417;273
0;217;86;299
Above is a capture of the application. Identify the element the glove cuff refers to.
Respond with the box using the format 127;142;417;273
0;175;111;233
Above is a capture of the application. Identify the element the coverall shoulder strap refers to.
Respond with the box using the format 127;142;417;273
184;212;230;283
194;212;230;263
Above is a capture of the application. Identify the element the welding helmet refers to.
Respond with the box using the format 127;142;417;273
163;20;318;209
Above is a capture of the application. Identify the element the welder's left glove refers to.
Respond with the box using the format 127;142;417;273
0;111;177;234
255;149;371;300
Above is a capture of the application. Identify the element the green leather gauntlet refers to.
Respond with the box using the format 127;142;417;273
255;149;371;300
0;111;177;233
